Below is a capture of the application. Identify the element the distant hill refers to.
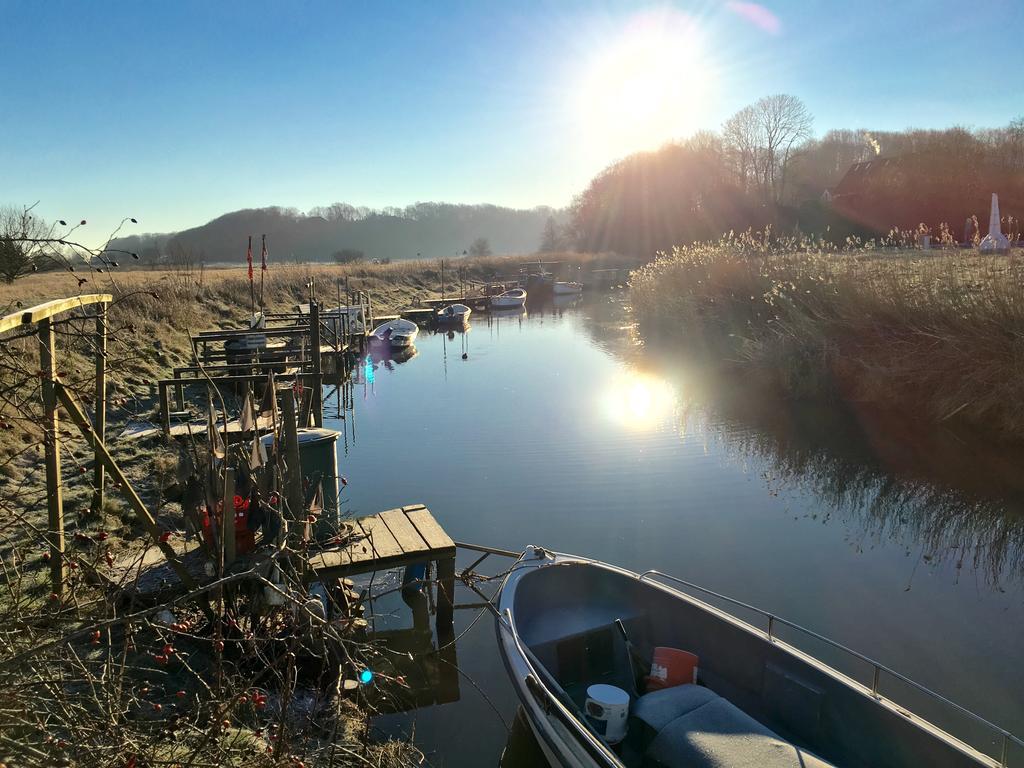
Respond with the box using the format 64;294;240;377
111;202;568;265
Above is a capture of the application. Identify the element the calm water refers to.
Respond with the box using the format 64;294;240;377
323;294;1024;766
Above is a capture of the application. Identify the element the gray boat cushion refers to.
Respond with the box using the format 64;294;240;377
632;684;720;732
638;686;834;768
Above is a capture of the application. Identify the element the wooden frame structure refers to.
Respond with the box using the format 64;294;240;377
0;294;197;595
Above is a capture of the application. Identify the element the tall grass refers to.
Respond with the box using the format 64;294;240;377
630;231;1024;437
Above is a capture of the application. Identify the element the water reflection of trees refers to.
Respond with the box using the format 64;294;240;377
577;296;1024;584
709;397;1024;585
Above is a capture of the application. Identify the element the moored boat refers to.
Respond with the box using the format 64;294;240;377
370;318;419;348
437;303;472;324
553;281;584;295
496;548;1019;768
490;288;528;309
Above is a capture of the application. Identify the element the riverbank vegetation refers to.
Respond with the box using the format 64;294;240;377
630;234;1024;439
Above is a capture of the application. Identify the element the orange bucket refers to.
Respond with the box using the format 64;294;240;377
645;647;699;692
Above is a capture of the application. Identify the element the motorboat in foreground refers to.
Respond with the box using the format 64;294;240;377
496;547;1019;768
369;318;419;348
437;303;472;324
491;288;527;309
553;281;584;295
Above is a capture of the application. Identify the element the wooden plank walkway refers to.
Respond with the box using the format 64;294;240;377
308;504;455;578
120;412;276;441
111;504;456;617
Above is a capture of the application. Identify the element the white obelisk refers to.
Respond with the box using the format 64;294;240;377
979;193;1010;252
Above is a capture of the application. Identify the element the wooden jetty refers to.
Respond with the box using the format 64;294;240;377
310;504;457;628
114;503;458;631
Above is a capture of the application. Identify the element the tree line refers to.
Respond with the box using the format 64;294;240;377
570;94;1024;255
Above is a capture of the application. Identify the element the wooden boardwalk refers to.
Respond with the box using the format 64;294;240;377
111;504;457;627
309;504;455;577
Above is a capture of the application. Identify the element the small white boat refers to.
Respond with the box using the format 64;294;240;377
553;281;583;295
436;303;472;324
497;548;1017;768
370;318;419;348
490;288;527;309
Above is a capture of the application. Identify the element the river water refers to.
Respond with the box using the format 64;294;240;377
323;293;1024;766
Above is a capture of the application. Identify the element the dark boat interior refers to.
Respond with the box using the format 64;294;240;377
512;561;993;768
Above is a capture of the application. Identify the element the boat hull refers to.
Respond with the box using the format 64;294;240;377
437;304;472;324
491;295;527;308
496;549;1003;768
553;282;583;295
369;319;419;349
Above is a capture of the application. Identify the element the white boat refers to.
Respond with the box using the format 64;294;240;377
553;281;583;295
370;318;419;348
497;547;1018;768
436;303;472;324
490;288;527;309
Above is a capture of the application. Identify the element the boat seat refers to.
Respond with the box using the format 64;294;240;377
633;685;835;768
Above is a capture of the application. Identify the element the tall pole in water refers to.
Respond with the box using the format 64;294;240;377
441;258;446;302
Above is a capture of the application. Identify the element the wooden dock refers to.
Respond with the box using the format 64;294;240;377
113;504;457;629
310;504;456;628
309;504;455;578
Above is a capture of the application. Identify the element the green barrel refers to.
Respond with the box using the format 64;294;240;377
262;427;341;541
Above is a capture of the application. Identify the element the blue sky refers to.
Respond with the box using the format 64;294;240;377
2;0;1022;245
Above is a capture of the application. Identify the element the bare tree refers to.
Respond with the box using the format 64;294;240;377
468;237;491;257
721;95;813;202
753;94;814;202
538;216;564;253
0;204;49;282
722;105;760;193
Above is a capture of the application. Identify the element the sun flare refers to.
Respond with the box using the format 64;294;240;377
576;9;713;160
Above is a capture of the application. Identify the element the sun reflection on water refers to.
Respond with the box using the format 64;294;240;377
600;369;677;429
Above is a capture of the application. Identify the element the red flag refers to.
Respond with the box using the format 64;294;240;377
246;236;253;281
261;235;268;271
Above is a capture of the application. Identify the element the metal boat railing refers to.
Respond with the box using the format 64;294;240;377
638;570;1022;767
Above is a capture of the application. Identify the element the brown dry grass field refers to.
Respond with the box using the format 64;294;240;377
631;236;1024;440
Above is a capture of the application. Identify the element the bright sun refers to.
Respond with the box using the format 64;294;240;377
576;9;712;160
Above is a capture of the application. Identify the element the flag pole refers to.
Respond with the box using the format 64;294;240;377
259;234;268;312
247;235;255;315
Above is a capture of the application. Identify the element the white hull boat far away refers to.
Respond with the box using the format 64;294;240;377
496;547;1021;768
553;281;583;295
370;318;419;348
490;288;527;309
437;303;472;324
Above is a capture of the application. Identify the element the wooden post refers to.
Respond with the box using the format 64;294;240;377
310;300;323;427
436;554;456;633
159;382;171;436
55;382;198;589
223;468;236;567
281;392;304;527
39;317;65;595
92;303;107;513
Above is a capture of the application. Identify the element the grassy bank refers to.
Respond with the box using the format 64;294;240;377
630;234;1024;438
